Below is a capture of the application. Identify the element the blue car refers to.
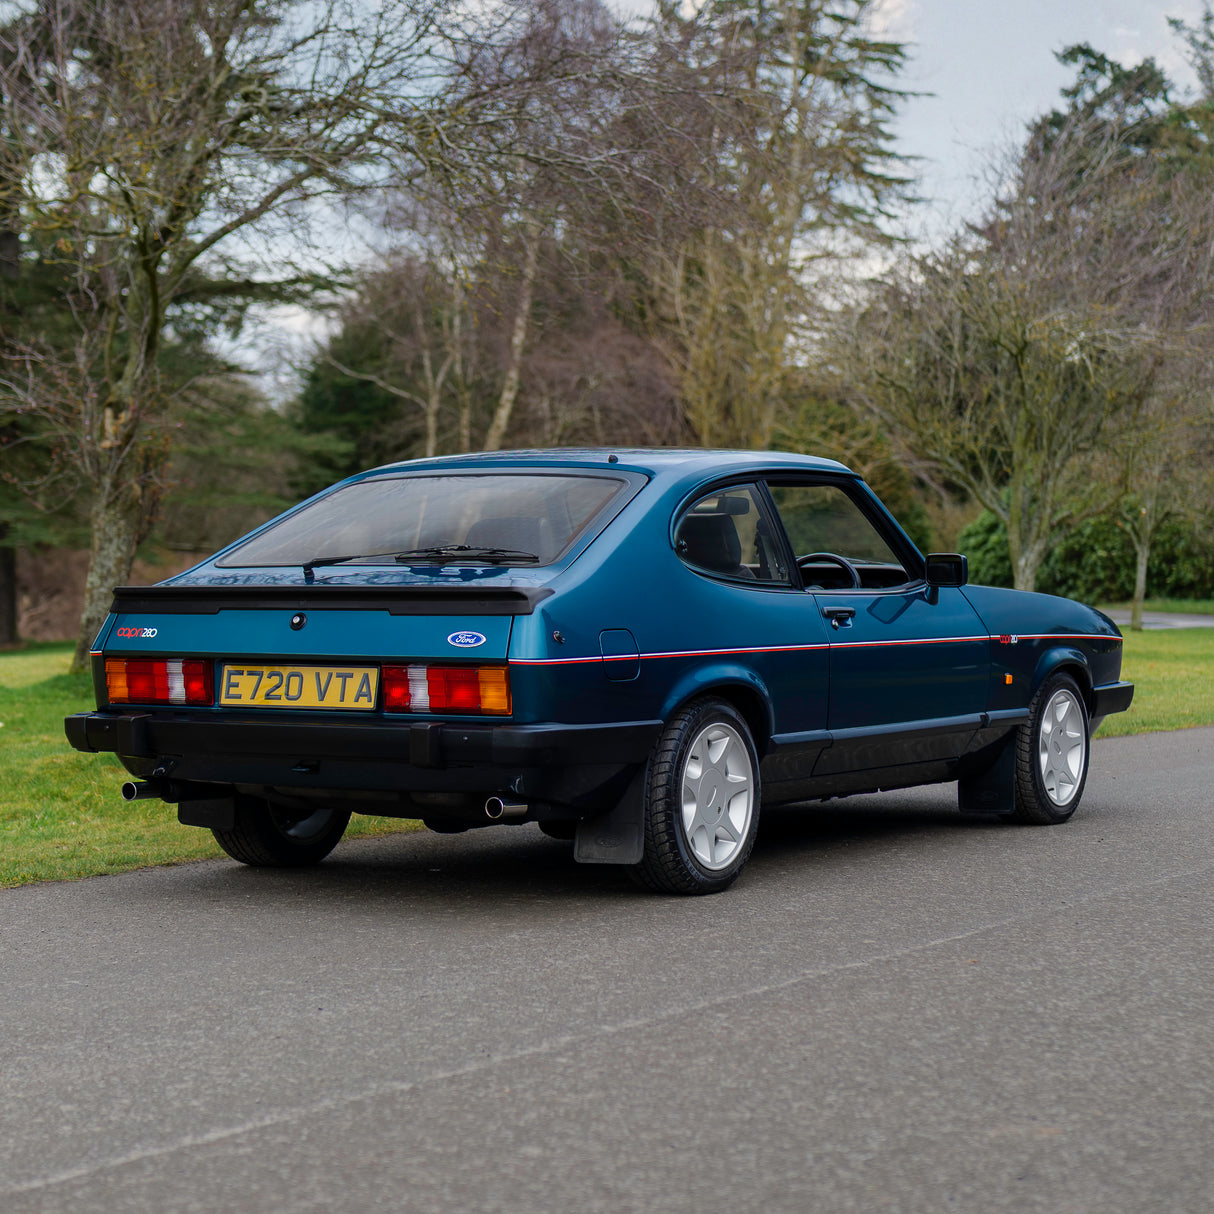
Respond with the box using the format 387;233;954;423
65;449;1134;894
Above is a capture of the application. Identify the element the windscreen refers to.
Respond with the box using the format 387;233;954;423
216;473;628;568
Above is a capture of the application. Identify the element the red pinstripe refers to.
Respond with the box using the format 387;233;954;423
509;632;1119;667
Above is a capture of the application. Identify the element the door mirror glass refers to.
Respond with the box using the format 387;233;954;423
925;553;968;588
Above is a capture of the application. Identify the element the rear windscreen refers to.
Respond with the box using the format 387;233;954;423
215;473;629;567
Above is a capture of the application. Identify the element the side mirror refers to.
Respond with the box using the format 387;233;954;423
925;553;968;588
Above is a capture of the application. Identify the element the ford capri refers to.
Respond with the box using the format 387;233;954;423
65;449;1134;894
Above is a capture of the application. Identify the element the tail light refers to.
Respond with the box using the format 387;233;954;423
381;664;511;715
106;658;213;706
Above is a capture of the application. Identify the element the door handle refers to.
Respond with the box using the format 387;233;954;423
822;606;856;629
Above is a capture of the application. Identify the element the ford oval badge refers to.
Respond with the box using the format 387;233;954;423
447;631;486;648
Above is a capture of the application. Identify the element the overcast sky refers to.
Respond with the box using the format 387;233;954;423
878;0;1208;233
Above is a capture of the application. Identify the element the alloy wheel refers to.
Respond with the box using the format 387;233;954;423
680;721;755;870
1038;688;1087;808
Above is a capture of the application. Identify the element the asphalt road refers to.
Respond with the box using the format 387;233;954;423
1;728;1211;1214
1102;610;1214;631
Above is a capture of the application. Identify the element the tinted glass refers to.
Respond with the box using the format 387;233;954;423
674;484;788;584
768;483;907;579
217;474;627;567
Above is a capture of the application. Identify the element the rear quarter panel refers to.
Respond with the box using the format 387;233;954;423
509;477;831;748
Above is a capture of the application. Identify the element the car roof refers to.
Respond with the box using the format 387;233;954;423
358;448;854;482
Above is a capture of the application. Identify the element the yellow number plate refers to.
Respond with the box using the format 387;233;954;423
219;665;379;711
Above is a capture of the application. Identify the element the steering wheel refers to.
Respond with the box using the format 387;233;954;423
798;552;862;590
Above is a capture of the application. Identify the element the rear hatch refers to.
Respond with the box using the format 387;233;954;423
94;462;646;721
95;584;547;720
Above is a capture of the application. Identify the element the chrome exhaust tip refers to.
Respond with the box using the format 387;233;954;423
484;796;528;821
121;781;160;802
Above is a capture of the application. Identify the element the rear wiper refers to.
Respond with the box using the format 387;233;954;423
393;545;540;564
302;551;406;581
301;545;542;581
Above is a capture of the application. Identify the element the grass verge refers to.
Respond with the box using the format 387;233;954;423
1;628;1210;888
0;643;418;889
1095;626;1214;737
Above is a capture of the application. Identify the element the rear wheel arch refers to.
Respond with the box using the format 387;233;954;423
710;684;772;758
661;677;773;758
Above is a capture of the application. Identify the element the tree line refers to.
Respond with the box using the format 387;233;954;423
1;0;1212;664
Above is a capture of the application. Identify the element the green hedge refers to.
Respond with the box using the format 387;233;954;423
958;510;1214;601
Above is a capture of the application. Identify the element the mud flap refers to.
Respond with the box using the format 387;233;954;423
178;799;236;831
574;768;646;864
957;732;1016;815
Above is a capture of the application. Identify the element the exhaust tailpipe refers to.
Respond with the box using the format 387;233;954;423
122;781;162;802
121;780;230;804
484;796;528;821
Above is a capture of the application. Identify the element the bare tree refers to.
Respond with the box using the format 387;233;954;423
841;96;1214;592
624;0;909;449
0;0;510;666
299;0;910;460
319;0;673;454
321;258;469;459
1108;357;1214;627
413;0;644;452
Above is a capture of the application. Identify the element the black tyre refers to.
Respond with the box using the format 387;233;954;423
423;818;470;834
629;697;760;895
1004;672;1090;824
212;796;350;867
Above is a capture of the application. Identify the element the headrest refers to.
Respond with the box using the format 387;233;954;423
677;513;742;573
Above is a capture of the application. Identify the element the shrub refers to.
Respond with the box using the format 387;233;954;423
957;510;1214;601
957;511;1013;588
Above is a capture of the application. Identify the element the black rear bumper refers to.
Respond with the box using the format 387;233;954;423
65;710;661;810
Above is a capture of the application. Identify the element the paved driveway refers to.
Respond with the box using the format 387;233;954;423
1;728;1211;1213
1101;609;1214;630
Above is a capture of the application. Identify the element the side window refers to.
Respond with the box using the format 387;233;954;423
674;484;789;584
766;483;910;590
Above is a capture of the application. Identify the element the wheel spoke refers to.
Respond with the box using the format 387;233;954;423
717;816;742;844
706;732;730;767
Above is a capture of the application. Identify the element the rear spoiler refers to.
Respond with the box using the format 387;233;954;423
110;584;554;617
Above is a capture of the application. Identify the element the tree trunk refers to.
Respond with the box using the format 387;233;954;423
1130;538;1149;631
0;529;17;648
1005;492;1046;593
1011;547;1041;593
418;346;440;458
72;489;144;672
1123;488;1160;633
424;392;439;458
0;223;21;644
483;231;539;452
457;388;472;454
